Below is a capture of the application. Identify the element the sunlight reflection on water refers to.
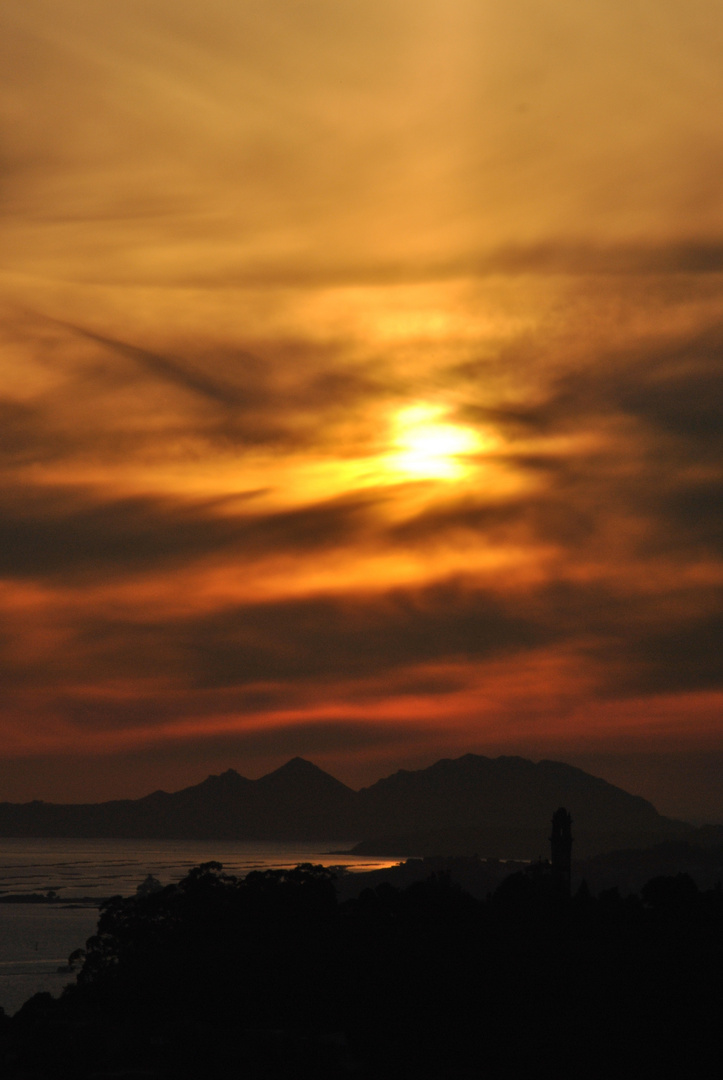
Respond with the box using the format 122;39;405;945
0;836;400;898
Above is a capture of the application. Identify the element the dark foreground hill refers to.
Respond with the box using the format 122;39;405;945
2;861;722;1079
0;754;690;855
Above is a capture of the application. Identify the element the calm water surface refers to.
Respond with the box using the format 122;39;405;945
0;837;402;1016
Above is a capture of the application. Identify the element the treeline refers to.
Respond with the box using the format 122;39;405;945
2;862;722;1078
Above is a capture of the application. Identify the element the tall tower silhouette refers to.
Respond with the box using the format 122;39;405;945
550;807;573;897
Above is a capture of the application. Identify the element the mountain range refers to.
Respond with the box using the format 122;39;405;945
0;755;691;857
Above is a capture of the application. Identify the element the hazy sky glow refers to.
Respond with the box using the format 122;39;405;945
1;1;722;819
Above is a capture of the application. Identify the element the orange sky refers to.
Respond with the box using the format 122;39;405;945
1;1;722;820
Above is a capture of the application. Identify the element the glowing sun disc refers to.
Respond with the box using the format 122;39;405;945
386;404;487;481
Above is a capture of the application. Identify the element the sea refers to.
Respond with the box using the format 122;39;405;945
0;837;402;1016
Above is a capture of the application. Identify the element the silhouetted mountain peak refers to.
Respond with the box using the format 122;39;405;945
258;757;354;794
193;768;251;794
361;754;537;797
271;756;319;775
356;752;677;838
218;767;246;782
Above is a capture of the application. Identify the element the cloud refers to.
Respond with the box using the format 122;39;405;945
503;242;723;276
0;396;71;465
0;485;377;583
54;321;246;408
654;481;723;557
544;323;723;443
66;577;547;693
596;611;723;698
1;289;721;736
4;2;723;292
2;310;395;468
3;564;719;748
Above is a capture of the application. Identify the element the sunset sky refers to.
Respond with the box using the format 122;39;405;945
1;1;722;820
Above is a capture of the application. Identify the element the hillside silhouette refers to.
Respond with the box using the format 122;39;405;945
0;754;689;855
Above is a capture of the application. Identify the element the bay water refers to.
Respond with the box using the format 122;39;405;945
0;837;401;1016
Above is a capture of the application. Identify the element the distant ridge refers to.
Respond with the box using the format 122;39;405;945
351;754;690;858
0;754;691;856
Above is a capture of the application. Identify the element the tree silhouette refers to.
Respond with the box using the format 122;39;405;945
0;859;721;1078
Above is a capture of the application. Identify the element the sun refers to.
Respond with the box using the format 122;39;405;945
385;404;488;481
